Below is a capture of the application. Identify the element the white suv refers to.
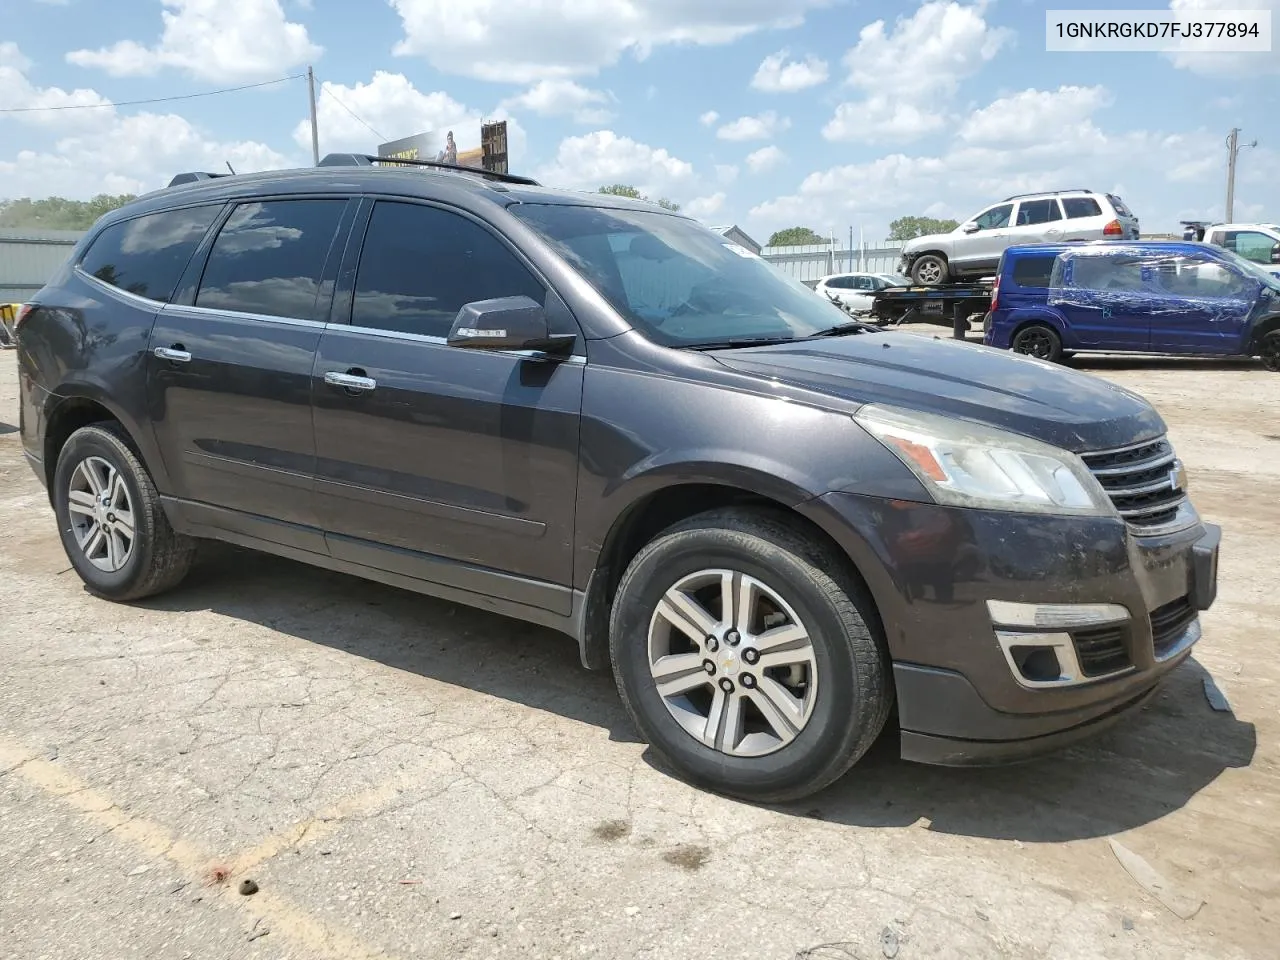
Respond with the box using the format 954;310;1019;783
900;190;1140;285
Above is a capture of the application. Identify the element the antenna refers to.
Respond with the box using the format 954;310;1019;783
225;161;236;175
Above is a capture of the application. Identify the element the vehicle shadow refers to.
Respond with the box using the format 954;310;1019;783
0;421;18;435
137;545;1256;843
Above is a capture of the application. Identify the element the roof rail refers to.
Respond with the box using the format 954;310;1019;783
317;152;541;186
1001;189;1094;202
168;171;230;187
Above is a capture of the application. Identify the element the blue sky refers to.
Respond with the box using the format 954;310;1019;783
3;0;1277;244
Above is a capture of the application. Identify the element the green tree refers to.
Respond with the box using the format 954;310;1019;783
0;194;137;230
598;183;680;212
767;226;829;247
888;215;959;241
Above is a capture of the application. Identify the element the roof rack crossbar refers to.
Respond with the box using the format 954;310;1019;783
317;153;540;186
1001;189;1094;201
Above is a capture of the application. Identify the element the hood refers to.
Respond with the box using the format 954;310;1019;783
902;231;954;254
708;333;1165;453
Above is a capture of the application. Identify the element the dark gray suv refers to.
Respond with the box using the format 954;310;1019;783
14;155;1220;801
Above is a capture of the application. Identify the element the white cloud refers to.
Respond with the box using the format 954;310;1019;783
750;49;829;92
291;71;529;164
534;130;696;201
685;193;727;219
67;0;321;82
0;48;289;198
749;104;1261;240
500;79;613;124
717;111;790;141
1165;0;1280;76
823;97;946;143
957;85;1112;145
700;110;720;126
715;163;739;184
0;42;115;129
387;0;833;82
825;1;1012;144
746;145;785;173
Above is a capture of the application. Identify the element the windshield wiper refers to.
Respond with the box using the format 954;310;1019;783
805;319;881;338
683;336;800;350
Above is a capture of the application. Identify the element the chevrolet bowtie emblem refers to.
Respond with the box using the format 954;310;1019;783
1170;460;1187;493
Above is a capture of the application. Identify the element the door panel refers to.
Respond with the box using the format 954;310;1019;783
1145;259;1257;354
146;197;351;544
311;199;584;606
312;328;584;603
955;202;1014;271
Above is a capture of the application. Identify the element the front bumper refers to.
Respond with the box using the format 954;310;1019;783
799;492;1220;764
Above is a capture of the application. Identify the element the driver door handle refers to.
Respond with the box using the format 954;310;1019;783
324;370;377;392
153;345;191;363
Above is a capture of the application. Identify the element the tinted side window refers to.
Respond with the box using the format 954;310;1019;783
1016;199;1062;225
80;205;220;302
974;204;1013;230
196;200;346;320
1011;255;1056;288
1062;197;1102;219
352;201;545;337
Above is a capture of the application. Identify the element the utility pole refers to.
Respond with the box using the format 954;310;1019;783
307;65;320;166
1225;127;1257;223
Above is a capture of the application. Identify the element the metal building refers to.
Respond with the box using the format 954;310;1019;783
0;228;83;303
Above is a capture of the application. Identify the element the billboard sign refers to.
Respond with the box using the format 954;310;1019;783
376;121;509;175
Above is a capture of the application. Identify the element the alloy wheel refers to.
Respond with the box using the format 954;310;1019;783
66;456;135;572
1016;329;1054;360
646;569;818;757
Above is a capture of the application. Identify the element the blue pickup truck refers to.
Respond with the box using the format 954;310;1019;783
983;240;1280;371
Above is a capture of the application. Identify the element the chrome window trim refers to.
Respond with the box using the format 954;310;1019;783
162;301;326;329
76;265;167;310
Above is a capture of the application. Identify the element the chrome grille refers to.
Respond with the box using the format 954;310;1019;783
1081;437;1186;529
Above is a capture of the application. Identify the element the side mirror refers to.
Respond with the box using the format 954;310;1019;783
447;296;575;355
1270;244;1280;265
962;222;980;234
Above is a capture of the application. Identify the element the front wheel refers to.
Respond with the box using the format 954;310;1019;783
910;254;948;286
1260;330;1280;372
609;508;892;803
1011;323;1064;363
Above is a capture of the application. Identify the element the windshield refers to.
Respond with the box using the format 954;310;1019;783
510;203;852;346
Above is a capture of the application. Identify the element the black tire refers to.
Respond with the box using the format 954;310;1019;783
910;254;948;286
609;507;892;803
1260;329;1280;372
1011;323;1063;363
53;422;196;601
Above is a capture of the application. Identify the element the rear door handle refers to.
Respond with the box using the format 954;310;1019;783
153;346;191;363
324;370;377;392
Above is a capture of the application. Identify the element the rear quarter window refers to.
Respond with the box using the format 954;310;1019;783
79;205;222;302
1011;255;1056;288
1061;197;1103;219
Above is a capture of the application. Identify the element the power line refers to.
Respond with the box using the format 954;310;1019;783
320;85;386;142
0;73;306;114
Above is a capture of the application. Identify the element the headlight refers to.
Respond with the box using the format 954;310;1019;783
853;403;1115;516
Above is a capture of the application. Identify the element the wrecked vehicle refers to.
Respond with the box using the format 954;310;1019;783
984;241;1280;371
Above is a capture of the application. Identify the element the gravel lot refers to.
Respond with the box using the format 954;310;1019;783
2;332;1277;960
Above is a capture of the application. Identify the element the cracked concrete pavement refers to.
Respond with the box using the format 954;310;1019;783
1;340;1277;959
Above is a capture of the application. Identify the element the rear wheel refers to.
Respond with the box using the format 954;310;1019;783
1011;323;1063;363
910;254;948;286
609;508;892;803
1260;329;1280;372
53;423;196;601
